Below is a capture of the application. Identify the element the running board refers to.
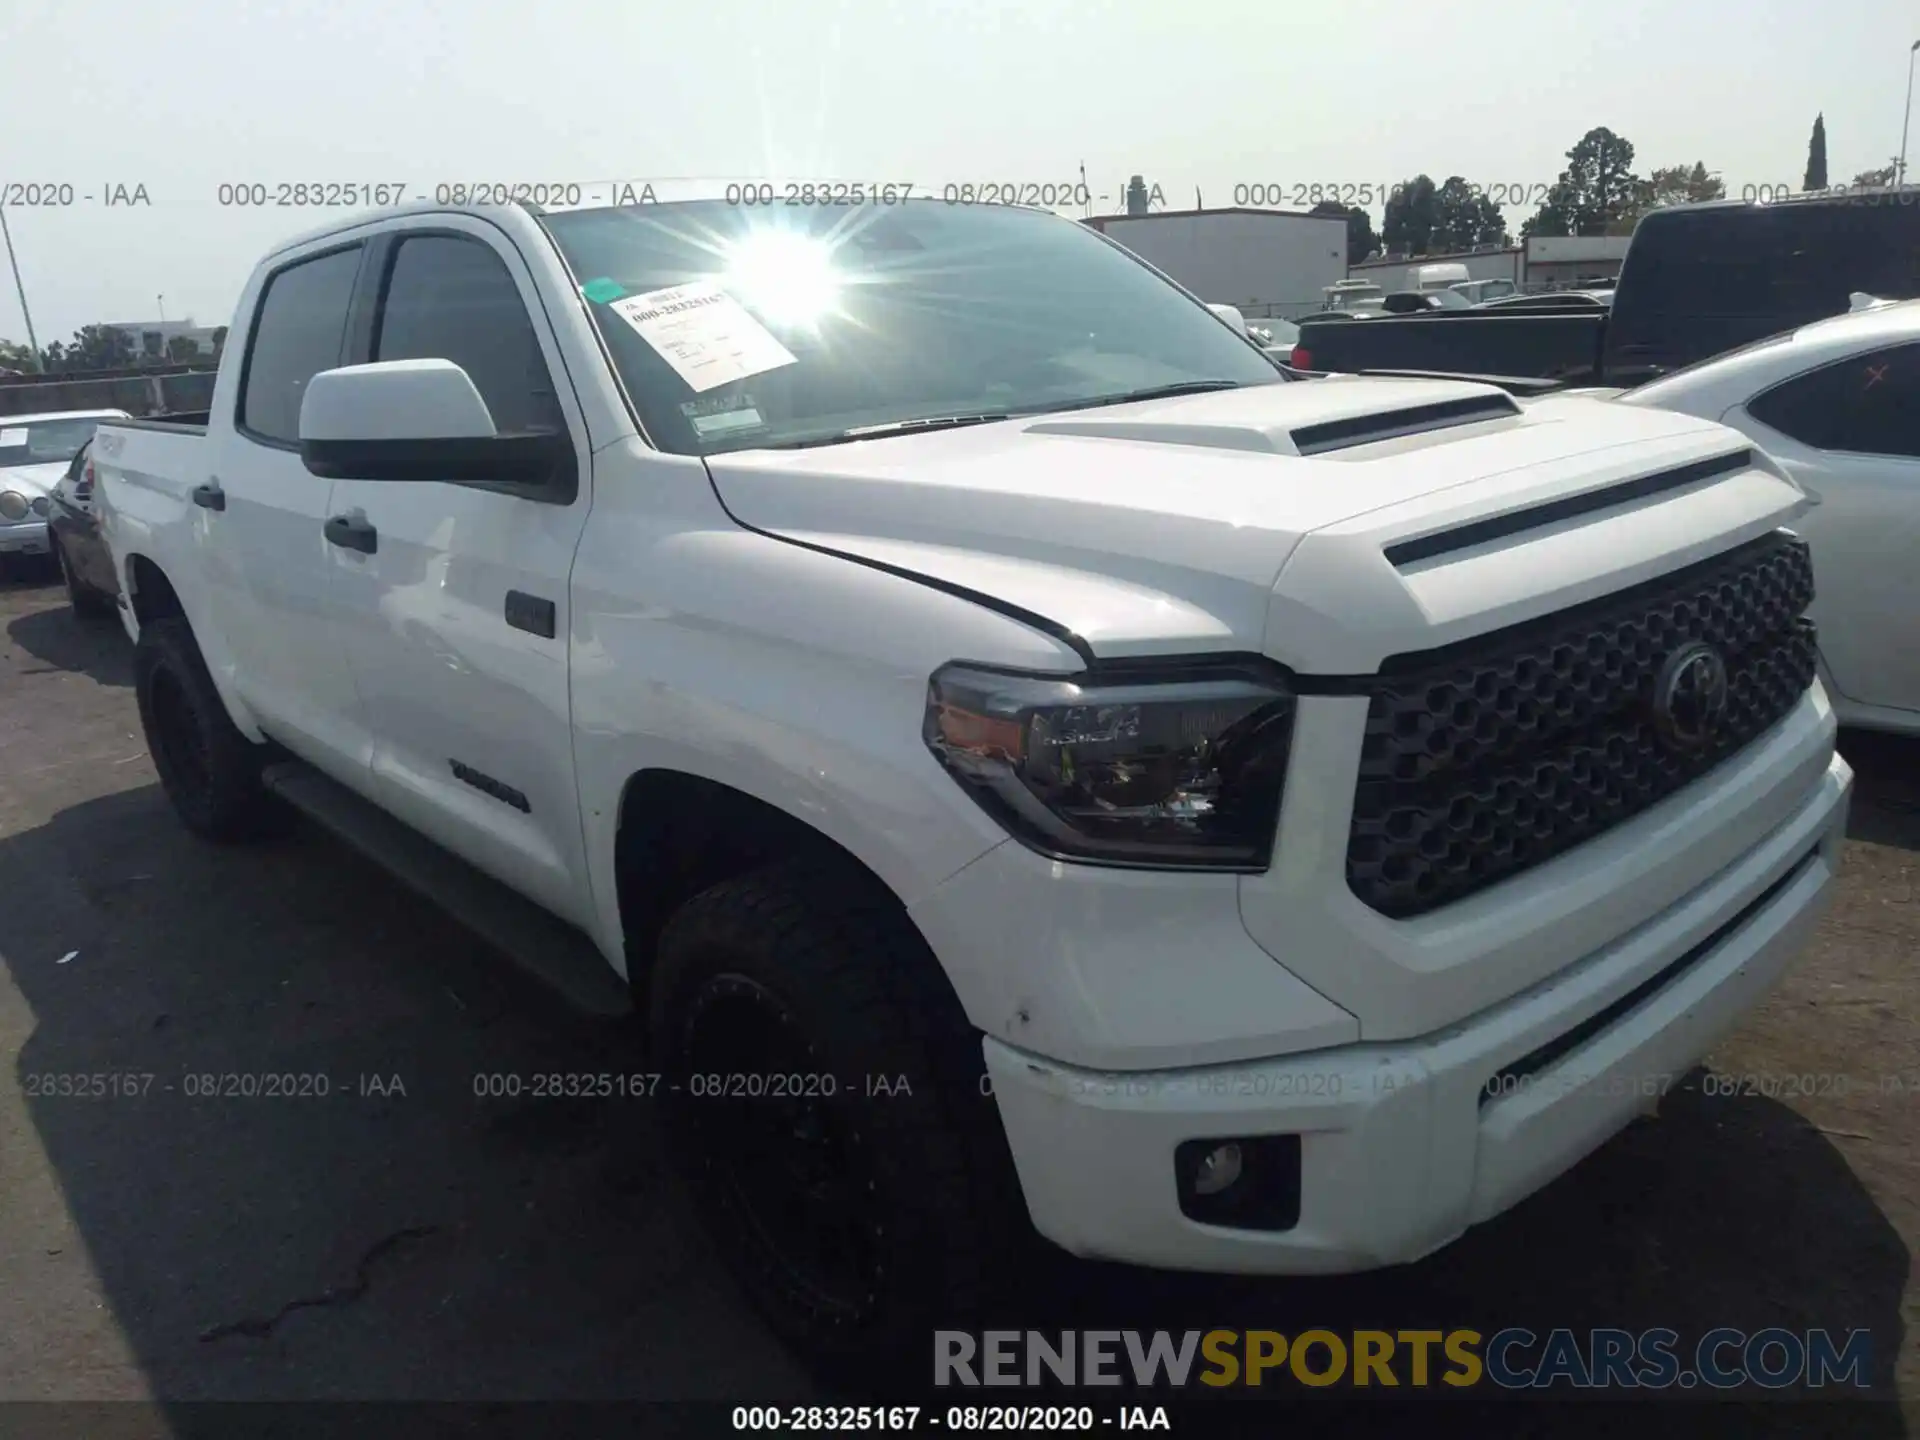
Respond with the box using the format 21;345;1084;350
260;761;633;1018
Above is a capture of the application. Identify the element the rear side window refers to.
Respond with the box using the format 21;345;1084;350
372;235;566;435
238;246;363;444
1747;342;1920;458
1621;204;1920;320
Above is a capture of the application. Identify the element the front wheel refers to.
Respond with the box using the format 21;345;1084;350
649;859;1027;1373
133;617;281;841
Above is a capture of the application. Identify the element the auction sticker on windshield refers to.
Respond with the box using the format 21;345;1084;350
608;281;798;393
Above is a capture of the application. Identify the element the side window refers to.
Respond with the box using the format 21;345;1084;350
1748;343;1920;459
373;235;566;435
238;246;363;444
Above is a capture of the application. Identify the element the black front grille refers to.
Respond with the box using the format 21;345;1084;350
1347;531;1817;919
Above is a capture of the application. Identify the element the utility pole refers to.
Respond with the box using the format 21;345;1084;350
1901;38;1920;186
157;294;166;322
0;205;44;372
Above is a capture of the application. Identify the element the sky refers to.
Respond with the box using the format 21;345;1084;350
3;0;1919;345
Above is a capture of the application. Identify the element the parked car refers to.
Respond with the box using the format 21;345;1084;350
1291;190;1920;382
1381;289;1473;313
1450;278;1520;305
0;409;128;574
1474;291;1612;312
1620;295;1920;735
1319;279;1386;314
1248;318;1300;350
46;438;119;618
94;194;1849;1369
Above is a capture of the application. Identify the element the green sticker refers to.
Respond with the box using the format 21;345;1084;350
580;277;625;303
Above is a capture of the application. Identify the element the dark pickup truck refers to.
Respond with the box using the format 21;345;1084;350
1291;190;1920;386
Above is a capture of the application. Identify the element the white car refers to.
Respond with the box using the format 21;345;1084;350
92;195;1848;1367
1621;297;1920;735
0;409;129;565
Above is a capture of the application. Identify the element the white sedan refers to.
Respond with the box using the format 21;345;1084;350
0;409;130;566
1620;297;1920;735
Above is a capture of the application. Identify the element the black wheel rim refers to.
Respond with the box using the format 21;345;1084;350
676;974;885;1327
148;666;212;800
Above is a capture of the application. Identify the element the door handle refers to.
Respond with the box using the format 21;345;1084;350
191;481;225;512
324;513;378;554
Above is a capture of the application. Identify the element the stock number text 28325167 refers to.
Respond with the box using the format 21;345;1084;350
1233;181;1555;209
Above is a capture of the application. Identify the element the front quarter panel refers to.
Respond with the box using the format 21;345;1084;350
569;440;1085;977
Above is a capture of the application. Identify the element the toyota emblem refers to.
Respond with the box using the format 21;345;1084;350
1651;641;1730;750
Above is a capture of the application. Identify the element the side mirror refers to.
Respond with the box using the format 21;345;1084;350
298;359;570;491
1207;303;1249;336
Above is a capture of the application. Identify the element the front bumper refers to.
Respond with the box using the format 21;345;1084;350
0;517;50;554
983;750;1850;1273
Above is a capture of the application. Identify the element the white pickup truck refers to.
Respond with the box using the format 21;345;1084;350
93;195;1851;1367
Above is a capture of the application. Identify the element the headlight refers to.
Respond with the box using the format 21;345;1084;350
924;660;1296;869
0;491;27;521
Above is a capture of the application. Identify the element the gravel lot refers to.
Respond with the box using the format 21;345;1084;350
0;565;1913;1423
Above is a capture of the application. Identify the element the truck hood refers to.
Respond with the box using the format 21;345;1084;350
703;379;1805;670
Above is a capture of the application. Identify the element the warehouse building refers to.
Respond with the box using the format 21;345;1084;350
1346;235;1630;296
1082;208;1349;322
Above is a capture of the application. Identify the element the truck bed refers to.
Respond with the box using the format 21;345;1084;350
92;416;217;625
1291;312;1611;385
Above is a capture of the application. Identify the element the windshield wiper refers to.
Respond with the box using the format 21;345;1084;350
761;413;1011;450
1022;379;1250;415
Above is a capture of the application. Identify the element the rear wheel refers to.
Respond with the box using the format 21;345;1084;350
649;858;1027;1374
134;617;281;841
55;536;113;619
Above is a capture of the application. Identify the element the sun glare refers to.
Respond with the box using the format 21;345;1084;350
722;227;844;329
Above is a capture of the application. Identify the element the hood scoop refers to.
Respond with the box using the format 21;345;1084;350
1020;383;1520;459
1288;392;1520;456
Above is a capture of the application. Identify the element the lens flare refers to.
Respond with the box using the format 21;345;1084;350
721;228;843;328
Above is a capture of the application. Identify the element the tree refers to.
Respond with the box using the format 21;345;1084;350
1853;162;1898;187
1430;176;1509;251
1520;186;1574;240
1382;174;1438;256
166;334;202;362
211;326;229;360
1611;162;1725;233
1309;199;1379;264
1804;114;1828;191
1522;127;1645;238
0;339;37;373
44;325;136;373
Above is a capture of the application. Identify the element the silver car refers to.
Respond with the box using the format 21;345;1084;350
0;409;130;571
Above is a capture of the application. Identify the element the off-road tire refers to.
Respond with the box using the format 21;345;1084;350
650;857;1029;1376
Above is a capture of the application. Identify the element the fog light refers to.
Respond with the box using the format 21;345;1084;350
1191;1142;1243;1196
1175;1134;1302;1231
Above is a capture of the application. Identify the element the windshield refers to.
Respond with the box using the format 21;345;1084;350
537;200;1283;454
0;417;105;469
